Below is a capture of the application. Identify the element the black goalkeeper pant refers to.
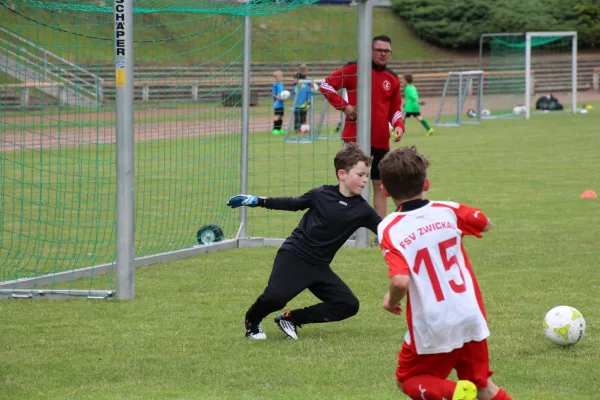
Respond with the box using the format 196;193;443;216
245;249;360;326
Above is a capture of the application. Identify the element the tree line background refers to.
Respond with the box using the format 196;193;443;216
391;0;600;49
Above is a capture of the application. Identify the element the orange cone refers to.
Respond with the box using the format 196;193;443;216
580;190;598;199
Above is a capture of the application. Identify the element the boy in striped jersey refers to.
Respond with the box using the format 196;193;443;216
377;147;512;400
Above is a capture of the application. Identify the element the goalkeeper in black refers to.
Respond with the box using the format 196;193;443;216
226;143;381;340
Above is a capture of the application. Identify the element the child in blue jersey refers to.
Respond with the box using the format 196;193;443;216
271;70;285;135
291;73;312;134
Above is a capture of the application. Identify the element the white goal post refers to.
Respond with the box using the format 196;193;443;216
284;79;347;143
525;32;577;119
434;70;484;127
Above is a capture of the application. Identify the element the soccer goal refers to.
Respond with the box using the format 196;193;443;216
435;71;484;127
479;32;578;119
1;0;379;299
284;79;346;144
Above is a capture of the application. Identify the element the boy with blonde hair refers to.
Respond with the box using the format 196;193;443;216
227;143;381;340
298;63;309;77
377;147;511;400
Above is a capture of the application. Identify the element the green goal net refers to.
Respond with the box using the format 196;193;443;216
0;0;360;297
245;6;356;239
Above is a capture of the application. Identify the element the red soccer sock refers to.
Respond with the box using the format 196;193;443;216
491;388;512;400
401;375;456;400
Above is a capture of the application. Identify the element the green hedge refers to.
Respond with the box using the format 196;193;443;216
391;0;600;49
574;0;600;47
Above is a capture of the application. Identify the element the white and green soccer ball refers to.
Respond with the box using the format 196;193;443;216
512;105;527;116
543;306;586;346
481;109;491;117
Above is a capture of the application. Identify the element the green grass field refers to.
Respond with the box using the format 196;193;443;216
2;109;600;399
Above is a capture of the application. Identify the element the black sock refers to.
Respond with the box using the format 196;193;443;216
245;302;264;325
246;298;281;325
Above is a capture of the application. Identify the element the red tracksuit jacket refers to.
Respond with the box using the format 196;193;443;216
320;61;404;150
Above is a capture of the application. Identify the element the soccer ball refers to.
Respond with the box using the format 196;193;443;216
543;306;586;346
481;109;491;117
300;124;310;134
279;90;291;101
512;105;527;116
466;109;477;118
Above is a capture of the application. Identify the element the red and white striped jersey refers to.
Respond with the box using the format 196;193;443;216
378;200;490;355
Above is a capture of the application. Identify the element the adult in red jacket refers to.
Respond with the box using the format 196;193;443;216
320;35;405;219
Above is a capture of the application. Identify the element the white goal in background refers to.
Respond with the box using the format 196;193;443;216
434;71;484;127
284;79;346;143
479;31;578;120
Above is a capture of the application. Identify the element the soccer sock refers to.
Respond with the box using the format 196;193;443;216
273;119;282;130
245;303;262;325
400;375;456;400
245;299;272;324
491;389;512;400
420;119;431;131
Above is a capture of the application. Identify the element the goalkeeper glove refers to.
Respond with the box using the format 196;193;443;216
226;194;260;209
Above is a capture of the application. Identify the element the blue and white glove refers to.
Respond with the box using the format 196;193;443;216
226;194;259;209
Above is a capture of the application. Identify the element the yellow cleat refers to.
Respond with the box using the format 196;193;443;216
452;380;477;400
427;128;434;136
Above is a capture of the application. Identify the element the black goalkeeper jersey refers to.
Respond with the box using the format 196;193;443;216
261;185;381;265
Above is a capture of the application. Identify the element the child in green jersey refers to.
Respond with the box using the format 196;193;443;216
403;73;434;136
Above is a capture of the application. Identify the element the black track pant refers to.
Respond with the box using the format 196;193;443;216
245;249;359;326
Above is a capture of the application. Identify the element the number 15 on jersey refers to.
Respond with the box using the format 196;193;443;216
413;237;468;303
